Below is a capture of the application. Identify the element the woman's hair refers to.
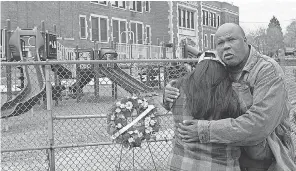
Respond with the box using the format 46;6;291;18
181;60;242;120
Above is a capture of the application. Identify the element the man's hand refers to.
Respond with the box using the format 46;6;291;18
164;80;180;103
176;120;199;143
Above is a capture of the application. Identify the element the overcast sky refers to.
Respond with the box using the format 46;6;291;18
225;0;296;34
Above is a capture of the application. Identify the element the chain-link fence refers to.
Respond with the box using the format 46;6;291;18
1;59;296;171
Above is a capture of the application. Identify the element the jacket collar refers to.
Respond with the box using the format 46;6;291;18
242;45;259;73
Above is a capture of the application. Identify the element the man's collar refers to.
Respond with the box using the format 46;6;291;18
242;45;259;72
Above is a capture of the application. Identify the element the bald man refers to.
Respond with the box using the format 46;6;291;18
164;23;296;171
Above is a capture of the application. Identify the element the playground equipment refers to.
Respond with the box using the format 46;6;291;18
68;46;156;101
1;27;46;118
97;48;154;94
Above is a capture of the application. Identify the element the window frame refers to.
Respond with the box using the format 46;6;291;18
145;1;150;12
130;1;143;13
111;1;126;9
90;14;109;43
178;7;195;30
130;20;144;44
79;15;87;39
204;34;208;48
90;1;108;6
210;34;215;49
112;17;128;44
145;25;151;44
217;15;220;27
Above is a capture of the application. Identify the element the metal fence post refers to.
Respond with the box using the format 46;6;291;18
45;64;55;171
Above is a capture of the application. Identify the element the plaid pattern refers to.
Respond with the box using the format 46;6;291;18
167;84;241;171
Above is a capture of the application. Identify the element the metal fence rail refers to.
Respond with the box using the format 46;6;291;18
1;59;296;171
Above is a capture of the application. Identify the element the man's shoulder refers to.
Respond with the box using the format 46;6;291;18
252;53;284;77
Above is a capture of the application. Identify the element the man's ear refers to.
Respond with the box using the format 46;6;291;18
244;37;247;42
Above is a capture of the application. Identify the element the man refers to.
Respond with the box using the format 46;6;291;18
164;23;296;171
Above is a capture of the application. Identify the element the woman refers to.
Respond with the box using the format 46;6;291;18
166;59;272;171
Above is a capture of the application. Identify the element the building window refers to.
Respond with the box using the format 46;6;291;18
112;19;127;43
79;15;87;39
217;15;220;27
210;35;214;49
91;15;108;42
179;7;195;29
191;12;194;29
91;1;107;5
146;26;150;44
203;10;209;26
182;10;186;27
130;1;142;12
209;12;213;27
91;17;99;41
130;22;143;44
178;8;182;27
111;1;125;8
213;13;217;27
187;11;190;29
204;34;208;48
145;1;150;12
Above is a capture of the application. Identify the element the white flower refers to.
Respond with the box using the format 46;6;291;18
145;127;153;133
116;123;122;129
145;117;151;127
145;122;150;128
128;137;135;143
115;108;121;113
150;120;156;126
150;114;155;118
145;117;151;123
142;101;148;108
134;130;139;134
110;115;115;121
131;95;138;99
128;131;134;134
138;132;143;137
137;99;143;104
120;104;125;108
125;101;133;110
116;102;121;107
118;114;125;119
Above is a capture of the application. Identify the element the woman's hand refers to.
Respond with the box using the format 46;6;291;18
176;120;199;143
164;80;180;103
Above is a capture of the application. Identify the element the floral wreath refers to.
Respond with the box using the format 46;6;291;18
107;95;160;149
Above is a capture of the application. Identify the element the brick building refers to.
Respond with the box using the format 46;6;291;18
201;1;239;51
1;1;239;57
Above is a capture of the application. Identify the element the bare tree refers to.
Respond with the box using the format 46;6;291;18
246;27;268;54
284;20;296;48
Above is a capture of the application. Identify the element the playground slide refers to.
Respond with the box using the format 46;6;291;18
112;66;154;92
1;56;46;118
100;66;153;94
